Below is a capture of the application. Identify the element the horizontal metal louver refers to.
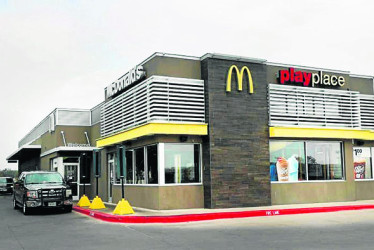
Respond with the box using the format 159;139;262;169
100;76;205;137
359;94;374;130
268;84;361;129
19;116;50;147
91;103;102;125
19;107;100;147
57;110;91;126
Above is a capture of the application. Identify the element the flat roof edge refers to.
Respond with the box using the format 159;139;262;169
350;74;374;79
139;52;201;66
201;53;267;64
6;145;42;160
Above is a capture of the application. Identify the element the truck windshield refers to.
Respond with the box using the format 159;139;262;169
25;173;63;184
0;178;12;184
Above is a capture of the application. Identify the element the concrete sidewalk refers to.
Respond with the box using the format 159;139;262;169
73;199;374;224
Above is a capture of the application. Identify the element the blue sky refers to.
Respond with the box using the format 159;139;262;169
1;0;373;170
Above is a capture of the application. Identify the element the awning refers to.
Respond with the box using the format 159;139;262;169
7;145;42;162
40;146;99;157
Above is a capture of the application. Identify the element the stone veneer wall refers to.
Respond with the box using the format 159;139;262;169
201;58;271;208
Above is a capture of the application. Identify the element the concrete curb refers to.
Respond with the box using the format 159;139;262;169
73;204;374;224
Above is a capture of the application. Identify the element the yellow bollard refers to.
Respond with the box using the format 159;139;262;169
113;198;134;215
89;196;106;209
77;195;91;207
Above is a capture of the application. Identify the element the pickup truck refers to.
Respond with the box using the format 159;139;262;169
0;177;13;194
13;171;73;215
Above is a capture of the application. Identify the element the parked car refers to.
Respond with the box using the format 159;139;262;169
0;177;13;194
13;171;73;215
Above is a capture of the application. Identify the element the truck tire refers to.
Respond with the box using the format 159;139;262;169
64;205;72;213
13;195;18;210
22;199;30;215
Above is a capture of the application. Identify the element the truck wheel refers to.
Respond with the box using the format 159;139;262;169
13;196;18;210
22;199;30;215
64;205;72;213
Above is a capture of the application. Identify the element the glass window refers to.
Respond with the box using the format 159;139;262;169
307;142;343;180
135;148;145;184
269;141;306;182
125;150;134;184
107;153;120;184
270;140;344;182
353;147;372;180
147;145;158;184
164;144;201;184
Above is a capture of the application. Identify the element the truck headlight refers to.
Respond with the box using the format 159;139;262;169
26;191;38;199
66;189;72;197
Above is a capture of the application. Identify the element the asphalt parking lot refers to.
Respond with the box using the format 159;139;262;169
2;194;374;250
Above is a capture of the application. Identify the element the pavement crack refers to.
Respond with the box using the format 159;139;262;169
7;224;25;250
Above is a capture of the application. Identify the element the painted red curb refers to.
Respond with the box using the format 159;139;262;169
73;204;374;224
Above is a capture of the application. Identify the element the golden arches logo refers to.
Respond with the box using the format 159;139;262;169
226;65;254;94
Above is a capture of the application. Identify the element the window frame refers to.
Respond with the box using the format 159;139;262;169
112;143;203;186
163;143;203;185
353;147;374;181
270;140;345;183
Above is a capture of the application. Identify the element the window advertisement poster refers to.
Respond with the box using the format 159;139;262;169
269;141;306;182
353;147;372;180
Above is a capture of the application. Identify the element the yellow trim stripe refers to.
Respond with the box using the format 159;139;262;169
96;123;208;147
270;127;374;140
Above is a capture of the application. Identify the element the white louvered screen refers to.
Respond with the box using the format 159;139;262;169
19;115;51;147
101;76;205;137
91;103;102;125
56;110;91;126
359;94;374;130
269;84;361;129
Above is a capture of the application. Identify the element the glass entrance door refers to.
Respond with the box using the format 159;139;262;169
64;164;79;200
108;154;115;203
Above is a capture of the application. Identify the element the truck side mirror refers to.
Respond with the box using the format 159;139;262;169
66;176;73;184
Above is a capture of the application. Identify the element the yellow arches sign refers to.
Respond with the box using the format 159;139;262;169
226;65;254;94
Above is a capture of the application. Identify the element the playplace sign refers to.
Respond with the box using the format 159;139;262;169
278;68;346;88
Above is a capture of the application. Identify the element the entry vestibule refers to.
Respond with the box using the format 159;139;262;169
50;156;91;201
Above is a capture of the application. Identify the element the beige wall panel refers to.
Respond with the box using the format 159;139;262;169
144;56;201;80
40;153;58;171
355;181;374;200
109;185;204;210
271;182;353;205
90;123;101;146
158;185;204;209
113;186;160;209
38;131;58;153
55;126;91;146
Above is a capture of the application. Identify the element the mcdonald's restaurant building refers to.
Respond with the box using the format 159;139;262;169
8;52;374;210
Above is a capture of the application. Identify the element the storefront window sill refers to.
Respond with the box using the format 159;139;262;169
112;183;203;187
271;180;346;184
355;179;374;182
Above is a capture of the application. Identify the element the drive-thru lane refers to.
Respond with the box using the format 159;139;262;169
2;194;374;250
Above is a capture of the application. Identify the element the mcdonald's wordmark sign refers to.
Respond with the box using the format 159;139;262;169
226;65;254;94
